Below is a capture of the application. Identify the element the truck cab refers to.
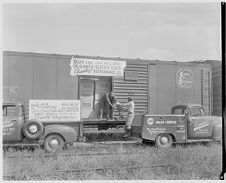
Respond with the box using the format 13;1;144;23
3;102;83;152
140;104;222;147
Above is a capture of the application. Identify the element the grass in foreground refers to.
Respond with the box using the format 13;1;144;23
3;142;222;180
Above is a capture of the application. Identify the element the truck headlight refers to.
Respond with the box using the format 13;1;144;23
28;125;38;134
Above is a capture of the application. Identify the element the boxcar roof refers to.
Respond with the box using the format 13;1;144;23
3;51;212;67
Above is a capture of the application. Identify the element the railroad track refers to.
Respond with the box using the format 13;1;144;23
3;164;177;181
3;151;147;159
3;140;145;159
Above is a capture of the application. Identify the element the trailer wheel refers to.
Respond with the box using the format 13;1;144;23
44;134;64;153
155;133;173;148
23;120;44;140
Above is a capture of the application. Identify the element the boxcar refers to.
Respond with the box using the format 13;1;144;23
3;51;213;126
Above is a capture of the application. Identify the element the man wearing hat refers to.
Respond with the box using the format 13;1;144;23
121;96;135;138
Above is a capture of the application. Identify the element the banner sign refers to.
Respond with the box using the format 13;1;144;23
29;100;80;122
176;68;193;88
70;57;126;76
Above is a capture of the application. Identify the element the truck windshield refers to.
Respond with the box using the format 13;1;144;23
190;106;205;116
3;105;16;116
172;108;184;114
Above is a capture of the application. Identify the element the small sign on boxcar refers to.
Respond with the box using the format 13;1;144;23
29;100;80;122
176;68;193;88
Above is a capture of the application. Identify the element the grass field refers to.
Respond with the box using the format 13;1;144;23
3;140;222;181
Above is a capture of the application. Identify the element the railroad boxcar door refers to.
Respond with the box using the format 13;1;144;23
79;76;111;119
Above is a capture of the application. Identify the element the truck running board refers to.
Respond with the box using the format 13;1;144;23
185;139;213;143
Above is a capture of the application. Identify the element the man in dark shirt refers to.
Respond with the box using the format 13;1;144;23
98;91;116;119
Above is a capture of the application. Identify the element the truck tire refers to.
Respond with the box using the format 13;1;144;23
155;133;173;148
44;134;64;153
23;120;44;140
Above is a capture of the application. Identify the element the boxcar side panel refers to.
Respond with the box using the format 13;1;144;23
3;54;9;100
200;66;211;115
3;54;9;87
56;57;79;100
33;56;57;99
8;54;33;102
148;64;158;114
193;66;202;106
212;65;222;115
157;64;176;114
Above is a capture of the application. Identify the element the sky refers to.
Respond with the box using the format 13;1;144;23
3;2;221;62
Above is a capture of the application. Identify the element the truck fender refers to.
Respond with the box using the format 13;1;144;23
167;132;176;142
38;124;78;144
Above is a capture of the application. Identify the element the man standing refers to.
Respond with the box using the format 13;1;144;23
98;91;117;119
121;97;134;138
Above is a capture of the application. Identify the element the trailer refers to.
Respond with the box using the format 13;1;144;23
3;51;212;129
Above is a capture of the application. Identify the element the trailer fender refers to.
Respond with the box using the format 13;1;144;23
38;124;78;144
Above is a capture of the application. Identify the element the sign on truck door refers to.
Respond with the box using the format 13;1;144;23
3;105;20;142
187;106;212;139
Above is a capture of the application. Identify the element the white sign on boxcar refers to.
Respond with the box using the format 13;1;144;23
176;68;193;88
70;57;126;76
29;100;80;122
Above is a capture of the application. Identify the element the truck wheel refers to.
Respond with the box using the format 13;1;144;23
23;120;44;140
44;134;64;153
155;133;173;148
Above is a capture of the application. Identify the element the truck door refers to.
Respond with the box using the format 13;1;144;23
3;104;20;142
187;106;212;139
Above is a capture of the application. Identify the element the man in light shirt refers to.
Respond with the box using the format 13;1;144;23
121;97;134;138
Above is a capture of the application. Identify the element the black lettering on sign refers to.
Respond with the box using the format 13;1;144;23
29;100;80;122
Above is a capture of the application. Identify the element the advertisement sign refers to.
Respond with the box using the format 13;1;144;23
176;68;193;88
70;57;126;76
29;100;80;122
3;118;16;136
192;119;210;134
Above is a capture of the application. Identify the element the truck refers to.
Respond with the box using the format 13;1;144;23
135;104;222;147
4;101;222;152
3;102;84;153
